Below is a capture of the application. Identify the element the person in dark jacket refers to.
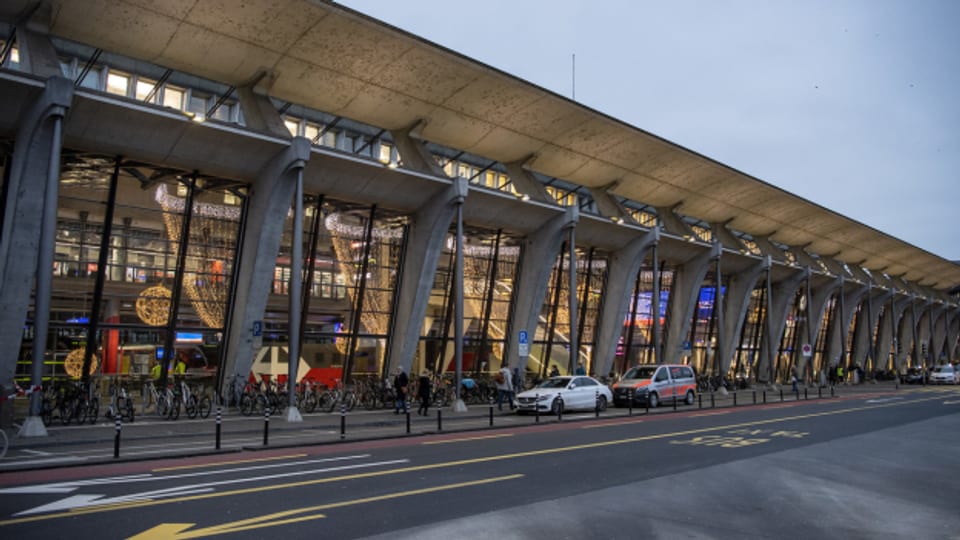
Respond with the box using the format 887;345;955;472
417;370;432;416
393;367;409;414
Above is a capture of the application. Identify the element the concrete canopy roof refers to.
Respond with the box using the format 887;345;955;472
5;0;960;290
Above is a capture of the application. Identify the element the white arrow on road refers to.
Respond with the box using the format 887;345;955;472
13;458;409;516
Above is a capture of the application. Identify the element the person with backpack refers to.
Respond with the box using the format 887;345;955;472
495;362;514;412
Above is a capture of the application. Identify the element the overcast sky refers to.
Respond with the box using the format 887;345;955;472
338;0;960;262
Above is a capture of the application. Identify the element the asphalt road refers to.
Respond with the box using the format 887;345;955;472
1;387;959;539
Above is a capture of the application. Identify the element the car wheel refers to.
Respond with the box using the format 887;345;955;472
685;390;695;406
596;395;607;412
648;392;659;408
551;397;564;415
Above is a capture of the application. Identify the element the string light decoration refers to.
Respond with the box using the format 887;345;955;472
154;184;238;328
136;284;172;326
325;212;403;366
64;348;99;378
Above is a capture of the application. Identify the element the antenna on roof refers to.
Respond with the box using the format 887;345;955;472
572;53;576;100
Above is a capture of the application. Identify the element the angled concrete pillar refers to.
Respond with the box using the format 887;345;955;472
389;120;448;177
592;229;659;377
793;275;842;380
236;76;289;138
718;257;768;374
662;243;719;363
386;177;469;374
824;282;869;370
914;303;934;368
932;306;948;364
877;295;911;372
588;181;632;223
503;157;554;205
757;269;807;384
13;26;63;78
948;312;960;362
850;288;893;371
897;298;920;369
506;206;578;372
0;76;73;411
220;138;310;395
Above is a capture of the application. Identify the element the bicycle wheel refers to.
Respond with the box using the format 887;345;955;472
303;392;318;413
124;398;135;423
240;394;255;416
197;396;211;418
322;392;337;413
41;398;53;426
84;397;100;425
185;395;198;419
168;398;181;420
156;395;169;418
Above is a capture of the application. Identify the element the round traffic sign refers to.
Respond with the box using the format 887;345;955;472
801;343;813;357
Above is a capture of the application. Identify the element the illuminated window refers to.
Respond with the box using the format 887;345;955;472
378;142;393;164
106;71;130;96
485;170;497;188
442;160;455;177
176;183;188;197
304;122;320;143
458;162;474;180
135;78;156;101
162;86;185;110
224;192;241;206
284;117;300;136
691;225;712;243
10;46;19;64
188;92;208;118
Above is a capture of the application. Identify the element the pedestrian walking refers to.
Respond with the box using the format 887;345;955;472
417;370;432;416
393;367;409;414
496;362;514;412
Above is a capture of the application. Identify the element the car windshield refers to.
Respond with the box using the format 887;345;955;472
536;377;571;389
623;366;658;380
935;366;953;373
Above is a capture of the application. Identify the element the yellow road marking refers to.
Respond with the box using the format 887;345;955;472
128;475;523;539
690;411;732;418
0;393;942;527
581;418;645;429
422;433;513;445
151;454;309;472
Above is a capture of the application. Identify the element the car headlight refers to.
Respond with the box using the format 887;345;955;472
536;394;551;402
634;387;648;394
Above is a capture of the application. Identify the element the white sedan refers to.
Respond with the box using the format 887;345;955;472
929;364;957;384
515;376;612;414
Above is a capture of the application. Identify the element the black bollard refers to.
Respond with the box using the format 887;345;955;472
710;392;715;408
763;391;767;404
595;390;600;418
489;405;493;427
437;409;442;431
557;393;564;421
406;410;411;434
804;388;808;400
753;391;757;405
672;392;677;412
263;406;270;446
340;402;346;440
698;392;703;409
215;406;222;450
113;414;121;459
780;389;784;402
733;392;737;407
818;386;822;399
831;386;835;398
535;394;540;423
628;389;634;416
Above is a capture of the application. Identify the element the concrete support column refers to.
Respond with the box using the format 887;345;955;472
824;283;869;371
914;304;933;368
793;275;842;380
592;229;658;377
220;138;310;396
662;243;719;364
502;157;554;205
236;77;289;138
756;269;807;384
718;257;768;374
850;289;892;371
386;177;468;375
948;313;960;362
877;296;910;372
897;298;922;369
389;121;448;177
506;206;578;373
0;76;73;431
931;306;947;364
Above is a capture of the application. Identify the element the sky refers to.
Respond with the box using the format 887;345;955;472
337;0;960;262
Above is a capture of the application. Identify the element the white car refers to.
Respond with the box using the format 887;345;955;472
515;376;613;414
929;364;957;384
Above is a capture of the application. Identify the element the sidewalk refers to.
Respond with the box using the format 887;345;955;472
0;381;916;471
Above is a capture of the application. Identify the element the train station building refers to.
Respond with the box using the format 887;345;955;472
2;1;958;430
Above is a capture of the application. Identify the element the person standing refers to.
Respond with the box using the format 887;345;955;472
393;367;409;414
549;365;560;378
575;362;586;376
496;363;514;412
417;370;432;416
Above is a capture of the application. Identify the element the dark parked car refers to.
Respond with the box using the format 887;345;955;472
901;367;926;384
